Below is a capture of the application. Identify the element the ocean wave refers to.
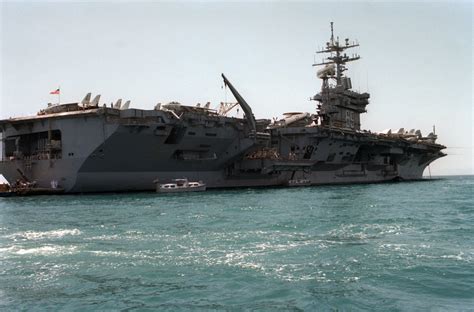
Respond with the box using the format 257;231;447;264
5;229;81;241
0;244;78;256
325;223;404;244
87;250;129;257
379;244;473;264
439;252;472;262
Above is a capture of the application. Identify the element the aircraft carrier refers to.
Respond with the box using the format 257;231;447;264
0;23;446;193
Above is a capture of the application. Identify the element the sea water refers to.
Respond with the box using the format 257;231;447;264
0;176;473;311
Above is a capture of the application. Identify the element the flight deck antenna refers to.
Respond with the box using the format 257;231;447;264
313;21;360;88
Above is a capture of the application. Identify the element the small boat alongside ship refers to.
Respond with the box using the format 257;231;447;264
287;179;311;187
154;178;206;193
0;181;64;197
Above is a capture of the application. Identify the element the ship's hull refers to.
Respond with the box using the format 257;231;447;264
0;107;445;193
0;161;434;193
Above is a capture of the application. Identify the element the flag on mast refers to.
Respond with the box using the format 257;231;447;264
50;88;60;95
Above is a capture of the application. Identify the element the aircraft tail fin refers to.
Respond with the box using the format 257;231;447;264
81;93;92;106
90;94;101;107
114;99;122;109
121;100;130;109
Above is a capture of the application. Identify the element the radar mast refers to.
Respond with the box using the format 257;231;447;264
313;22;360;88
311;22;369;130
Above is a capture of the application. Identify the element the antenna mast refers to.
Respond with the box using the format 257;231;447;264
313;22;360;87
311;23;370;130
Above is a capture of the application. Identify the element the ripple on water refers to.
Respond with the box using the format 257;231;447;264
5;229;81;241
0;176;472;310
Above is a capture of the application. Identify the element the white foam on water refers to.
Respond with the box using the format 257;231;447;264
440;252;472;262
236;261;265;271
6;229;81;241
269;263;329;282
379;243;408;251
0;246;16;253
88;250;129;257
86;234;121;241
3;245;78;256
254;242;304;252
69;229;356;283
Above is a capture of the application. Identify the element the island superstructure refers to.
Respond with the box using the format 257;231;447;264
0;23;446;193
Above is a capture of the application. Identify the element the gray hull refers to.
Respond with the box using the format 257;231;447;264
0;107;445;193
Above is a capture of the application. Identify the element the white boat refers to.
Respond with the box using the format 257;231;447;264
154;178;206;193
287;179;311;187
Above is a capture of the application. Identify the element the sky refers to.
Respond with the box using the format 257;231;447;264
0;0;472;176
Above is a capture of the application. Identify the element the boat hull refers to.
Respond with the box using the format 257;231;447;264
157;185;206;193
